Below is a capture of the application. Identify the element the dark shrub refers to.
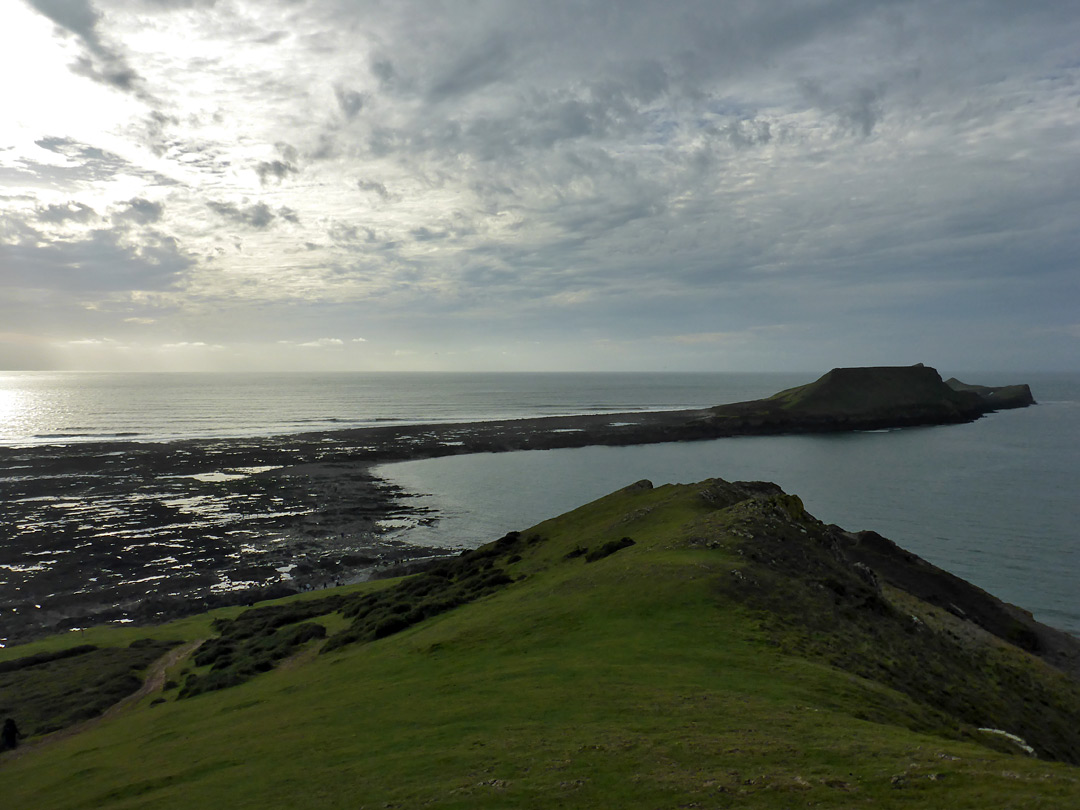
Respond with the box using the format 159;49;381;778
0;645;98;674
494;531;522;549
373;615;412;639
477;570;514;589
585;537;636;563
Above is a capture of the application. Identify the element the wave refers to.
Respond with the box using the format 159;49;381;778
32;431;144;440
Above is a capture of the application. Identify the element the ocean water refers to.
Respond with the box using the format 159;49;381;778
1;370;1077;635
0;371;807;446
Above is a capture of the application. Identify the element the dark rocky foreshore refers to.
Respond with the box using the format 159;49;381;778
0;364;1034;644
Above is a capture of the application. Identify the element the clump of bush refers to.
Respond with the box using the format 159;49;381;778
584;537;636;563
0;639;178;738
178;530;544;694
180;621;328;698
322;531;535;654
0;644;99;674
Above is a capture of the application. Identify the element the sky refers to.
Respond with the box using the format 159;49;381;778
1;0;1078;373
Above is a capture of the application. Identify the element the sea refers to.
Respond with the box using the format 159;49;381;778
1;370;1078;635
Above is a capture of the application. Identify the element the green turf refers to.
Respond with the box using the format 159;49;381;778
1;479;1077;808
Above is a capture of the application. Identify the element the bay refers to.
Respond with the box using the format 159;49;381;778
376;373;1080;635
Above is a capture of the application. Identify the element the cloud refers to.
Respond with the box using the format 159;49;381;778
357;180;392;200
410;226;448;242
428;33;513;101
278;337;345;349
0;222;191;293
66;337;122;347
112;198;164;225
798;78;886;137
255;160;298;185
18;137;178;189
335;85;367;119
37;201;99;224
4;0;1080;371
207;201;278;229
328;222;375;245
162;341;224;350
26;0;148;98
371;58;397;90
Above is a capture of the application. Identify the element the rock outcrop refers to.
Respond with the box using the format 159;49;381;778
945;377;1036;410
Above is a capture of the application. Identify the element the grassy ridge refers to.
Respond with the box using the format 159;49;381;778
767;365;977;415
1;479;1078;808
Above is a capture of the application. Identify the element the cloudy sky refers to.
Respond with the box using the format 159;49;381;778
1;0;1078;372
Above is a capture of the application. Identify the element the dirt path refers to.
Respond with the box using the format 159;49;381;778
2;639;203;764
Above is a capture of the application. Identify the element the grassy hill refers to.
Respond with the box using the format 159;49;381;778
2;478;1078;808
700;364;1033;433
766;365;979;416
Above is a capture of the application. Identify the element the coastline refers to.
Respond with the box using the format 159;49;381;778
1;407;704;644
0;384;1031;645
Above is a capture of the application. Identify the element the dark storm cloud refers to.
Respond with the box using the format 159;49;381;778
26;0;149;98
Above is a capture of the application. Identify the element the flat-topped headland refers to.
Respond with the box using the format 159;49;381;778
0;364;1034;643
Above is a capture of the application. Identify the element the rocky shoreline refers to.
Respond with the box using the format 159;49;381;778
0;365;1034;645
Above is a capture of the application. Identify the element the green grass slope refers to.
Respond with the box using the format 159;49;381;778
2;479;1078;809
767;365;979;415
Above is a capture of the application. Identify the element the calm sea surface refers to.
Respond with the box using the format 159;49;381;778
0;371;806;445
1;370;1077;634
